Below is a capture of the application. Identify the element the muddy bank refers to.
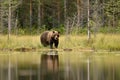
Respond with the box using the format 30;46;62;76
0;47;36;52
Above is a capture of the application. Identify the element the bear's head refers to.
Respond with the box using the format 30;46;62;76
52;31;60;40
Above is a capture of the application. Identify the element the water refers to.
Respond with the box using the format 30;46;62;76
0;51;120;80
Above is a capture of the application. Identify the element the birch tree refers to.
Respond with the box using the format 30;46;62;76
87;0;90;40
8;0;11;39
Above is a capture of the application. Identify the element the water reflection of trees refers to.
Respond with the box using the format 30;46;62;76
0;53;120;80
0;50;59;80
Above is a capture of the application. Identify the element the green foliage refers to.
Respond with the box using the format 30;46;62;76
0;0;120;35
104;0;120;16
99;27;120;34
52;24;65;34
1;25;120;35
70;27;87;35
103;0;120;27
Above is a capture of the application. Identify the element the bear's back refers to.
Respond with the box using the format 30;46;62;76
40;31;49;46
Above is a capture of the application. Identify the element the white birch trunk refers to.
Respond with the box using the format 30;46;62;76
8;0;11;40
87;0;90;40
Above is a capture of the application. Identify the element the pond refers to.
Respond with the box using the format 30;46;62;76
0;50;120;80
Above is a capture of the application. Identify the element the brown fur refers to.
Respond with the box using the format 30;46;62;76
40;31;60;49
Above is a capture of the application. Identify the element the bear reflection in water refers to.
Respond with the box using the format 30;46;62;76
40;50;59;80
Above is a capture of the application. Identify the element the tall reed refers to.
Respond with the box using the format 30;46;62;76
92;34;120;50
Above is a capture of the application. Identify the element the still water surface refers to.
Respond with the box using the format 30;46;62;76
0;51;120;80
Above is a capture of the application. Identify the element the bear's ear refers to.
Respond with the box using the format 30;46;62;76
58;31;60;34
53;31;55;33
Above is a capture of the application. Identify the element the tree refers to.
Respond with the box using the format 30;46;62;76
30;0;32;34
8;0;11;39
0;0;3;33
87;0;90;40
56;0;61;25
38;0;41;27
0;0;120;35
104;0;120;27
77;0;81;26
64;0;68;35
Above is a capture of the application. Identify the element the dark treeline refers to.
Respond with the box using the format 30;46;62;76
0;0;120;34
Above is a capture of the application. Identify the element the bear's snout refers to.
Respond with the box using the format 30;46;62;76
54;35;59;40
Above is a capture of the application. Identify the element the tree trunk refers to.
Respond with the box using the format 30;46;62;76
37;0;41;34
30;0;32;34
77;0;81;26
87;0;90;41
8;0;11;40
64;0;68;35
57;0;60;25
14;11;18;35
0;1;3;33
64;0;67;25
38;0;41;27
112;0;115;28
41;0;44;26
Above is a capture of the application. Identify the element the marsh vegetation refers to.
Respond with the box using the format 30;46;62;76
0;33;120;51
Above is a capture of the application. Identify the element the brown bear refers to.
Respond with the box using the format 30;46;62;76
40;31;60;49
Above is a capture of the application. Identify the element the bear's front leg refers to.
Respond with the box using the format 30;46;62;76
54;40;59;48
50;41;53;49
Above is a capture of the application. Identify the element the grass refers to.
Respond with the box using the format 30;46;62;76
0;33;120;51
0;35;41;49
92;34;120;51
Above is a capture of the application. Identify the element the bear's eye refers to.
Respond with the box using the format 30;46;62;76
57;35;59;37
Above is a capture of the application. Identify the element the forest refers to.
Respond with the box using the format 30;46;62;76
0;0;120;51
0;0;120;35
